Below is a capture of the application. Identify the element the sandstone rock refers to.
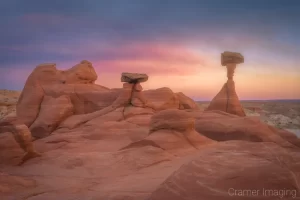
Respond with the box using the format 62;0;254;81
206;80;246;116
16;78;45;127
194;110;298;147
149;109;195;133
176;92;199;110
0;172;36;194
268;125;300;147
134;83;143;91
0;124;41;165
123;106;154;119
148;141;300;200
16;61;99;127
143;87;180;110
64;60;97;84
126;114;152;126
121;72;148;83
72;84;118;114
221;51;244;66
207;51;245;116
123;109;214;156
30;95;74;138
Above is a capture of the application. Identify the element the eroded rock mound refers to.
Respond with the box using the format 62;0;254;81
16;61;101;128
194;110;300;147
123;109;214;156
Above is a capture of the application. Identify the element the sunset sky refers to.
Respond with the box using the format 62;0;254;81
0;0;299;100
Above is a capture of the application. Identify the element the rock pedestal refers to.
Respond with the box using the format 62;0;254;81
121;72;155;109
206;51;246;116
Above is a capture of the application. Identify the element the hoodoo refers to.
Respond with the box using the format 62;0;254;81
206;51;246;116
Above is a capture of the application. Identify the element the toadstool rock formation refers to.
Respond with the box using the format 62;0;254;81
206;51;246;116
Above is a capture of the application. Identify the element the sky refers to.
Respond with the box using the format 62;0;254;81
0;0;299;100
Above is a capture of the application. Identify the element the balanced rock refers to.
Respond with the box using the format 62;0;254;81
206;51;245;116
121;72;148;83
221;51;244;66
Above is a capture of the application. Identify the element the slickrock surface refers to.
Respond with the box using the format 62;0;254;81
148;141;300;200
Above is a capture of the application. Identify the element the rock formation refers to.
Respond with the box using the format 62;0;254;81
120;72;155;109
1;60;299;199
10;61;200;141
206;51;246;116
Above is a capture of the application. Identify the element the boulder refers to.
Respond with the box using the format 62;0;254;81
221;51;244;66
121;72;148;83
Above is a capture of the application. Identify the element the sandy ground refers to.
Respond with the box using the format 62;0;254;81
0;90;20;118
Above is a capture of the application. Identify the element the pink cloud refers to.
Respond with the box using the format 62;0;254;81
91;42;209;76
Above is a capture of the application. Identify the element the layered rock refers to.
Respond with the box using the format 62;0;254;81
206;51;246;116
16;61;102;128
193;110;300;147
148;141;300;200
0;121;41;165
30;95;74;138
122;109;214;156
176;92;200;110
